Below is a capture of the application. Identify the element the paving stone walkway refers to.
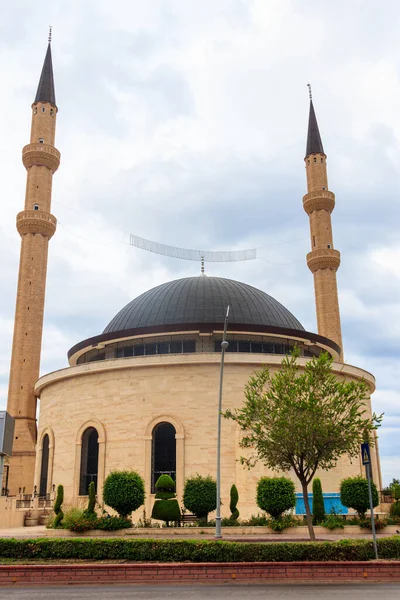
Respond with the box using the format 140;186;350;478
0;525;397;541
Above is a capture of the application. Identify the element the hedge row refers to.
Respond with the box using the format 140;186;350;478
0;537;399;562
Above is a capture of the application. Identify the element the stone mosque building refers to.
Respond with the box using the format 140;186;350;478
5;41;382;519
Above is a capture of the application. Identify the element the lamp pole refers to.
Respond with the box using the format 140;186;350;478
216;305;230;539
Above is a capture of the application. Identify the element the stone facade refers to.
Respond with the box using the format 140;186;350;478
34;353;380;520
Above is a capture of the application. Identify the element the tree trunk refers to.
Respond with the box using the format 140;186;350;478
301;481;315;541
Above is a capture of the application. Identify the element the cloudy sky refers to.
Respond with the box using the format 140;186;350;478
1;0;399;485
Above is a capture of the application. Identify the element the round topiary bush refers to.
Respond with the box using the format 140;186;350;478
183;474;217;521
103;470;145;518
151;474;181;526
340;476;379;519
256;477;296;519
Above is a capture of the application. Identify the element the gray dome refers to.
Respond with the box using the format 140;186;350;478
103;276;304;334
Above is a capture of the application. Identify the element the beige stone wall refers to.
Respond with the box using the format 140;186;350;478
35;353;379;520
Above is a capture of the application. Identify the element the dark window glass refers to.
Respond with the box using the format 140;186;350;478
238;341;251;353
39;434;50;497
182;340;196;353
274;344;284;354
145;343;157;355
170;341;182;354
134;345;144;356
152;422;176;493
123;346;134;357
79;427;99;495
157;342;170;354
226;340;237;352
263;343;274;353
251;342;262;353
116;347;124;358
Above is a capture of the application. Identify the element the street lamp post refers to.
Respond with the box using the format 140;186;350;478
216;305;230;539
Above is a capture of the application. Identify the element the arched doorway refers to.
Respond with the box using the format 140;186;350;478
79;427;99;495
151;422;176;493
39;434;49;496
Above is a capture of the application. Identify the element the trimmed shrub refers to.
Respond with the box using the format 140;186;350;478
63;508;96;533
103;471;145;518
95;516;132;531
0;537;399;562
152;500;181;524
183;475;217;521
256;477;296;519
390;501;400;517
267;514;299;532
360;517;387;530
340;476;379;519
53;484;64;528
84;481;96;517
245;514;269;526
312;478;325;525
151;475;181;526
392;484;400;502
229;485;239;521
321;514;345;530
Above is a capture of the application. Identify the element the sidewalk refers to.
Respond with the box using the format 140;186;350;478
0;525;397;541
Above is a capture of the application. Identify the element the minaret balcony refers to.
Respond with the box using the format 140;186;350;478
16;210;57;238
303;190;335;215
22;143;60;173
306;248;340;273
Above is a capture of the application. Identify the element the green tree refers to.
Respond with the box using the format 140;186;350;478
229;485;239;521
256;477;296;519
224;351;381;540
183;474;217;521
151;474;181;526
340;476;379;519
312;478;325;525
103;471;145;518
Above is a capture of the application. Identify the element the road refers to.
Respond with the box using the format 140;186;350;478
0;584;399;599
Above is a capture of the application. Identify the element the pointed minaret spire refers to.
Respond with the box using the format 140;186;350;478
306;84;324;157
34;32;56;107
302;87;343;361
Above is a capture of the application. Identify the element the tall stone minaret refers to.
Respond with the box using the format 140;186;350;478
303;87;343;360
7;36;60;494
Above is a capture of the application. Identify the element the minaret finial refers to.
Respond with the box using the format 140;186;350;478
48;26;53;44
307;83;312;101
201;256;205;275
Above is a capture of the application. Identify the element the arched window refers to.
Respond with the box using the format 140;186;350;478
39;434;49;497
79;427;99;495
151;422;176;493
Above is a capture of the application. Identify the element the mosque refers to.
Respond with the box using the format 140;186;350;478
5;40;382;519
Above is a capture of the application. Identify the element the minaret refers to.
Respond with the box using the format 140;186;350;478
7;33;60;494
303;86;343;360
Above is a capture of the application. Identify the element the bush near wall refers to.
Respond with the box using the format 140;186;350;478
0;538;399;562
